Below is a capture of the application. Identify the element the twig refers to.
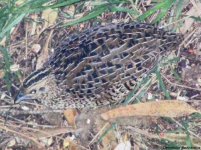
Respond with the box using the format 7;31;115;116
0;124;45;148
161;73;201;92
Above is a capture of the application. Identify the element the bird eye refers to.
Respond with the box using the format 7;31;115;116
39;87;45;92
30;89;36;94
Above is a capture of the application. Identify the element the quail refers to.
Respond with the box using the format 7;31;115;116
17;22;183;109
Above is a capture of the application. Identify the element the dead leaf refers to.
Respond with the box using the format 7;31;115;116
0;37;6;47
31;44;41;54
36;29;53;69
64;108;78;128
42;8;58;29
101;100;199;121
63;137;78;150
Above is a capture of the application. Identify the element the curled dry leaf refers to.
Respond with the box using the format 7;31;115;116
63;137;78;150
64;108;78;128
101;100;198;121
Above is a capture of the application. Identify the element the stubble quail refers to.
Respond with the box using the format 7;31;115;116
19;22;183;109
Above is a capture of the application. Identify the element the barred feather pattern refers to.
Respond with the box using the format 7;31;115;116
22;22;183;108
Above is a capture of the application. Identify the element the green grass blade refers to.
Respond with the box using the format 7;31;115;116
155;69;171;99
0;46;13;90
62;5;108;27
0;13;26;39
137;0;175;22
110;5;139;16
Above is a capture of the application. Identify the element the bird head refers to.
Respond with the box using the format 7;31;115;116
17;68;58;105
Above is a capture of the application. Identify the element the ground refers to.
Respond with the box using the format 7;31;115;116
0;1;201;150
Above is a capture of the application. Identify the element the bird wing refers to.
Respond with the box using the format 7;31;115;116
49;22;179;106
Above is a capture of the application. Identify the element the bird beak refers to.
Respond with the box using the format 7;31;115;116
15;92;32;103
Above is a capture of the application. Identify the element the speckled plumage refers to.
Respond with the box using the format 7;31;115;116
20;22;183;109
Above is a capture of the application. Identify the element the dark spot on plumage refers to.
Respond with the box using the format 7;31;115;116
122;52;129;57
108;44;115;49
131;75;137;81
136;62;142;68
65;89;70;92
101;64;107;69
101;44;108;51
107;62;113;67
121;34;127;39
128;40;133;48
69;40;73;45
102;78;107;83
110;28;115;34
95;78;99;83
129;80;135;86
115;64;121;69
128;34;132;38
71;89;76;94
137;66;143;71
89;42;98;50
135;23;140;28
88;83;93;88
92;71;98;78
130;25;134;29
119;39;124;45
135;59;141;63
97;38;104;45
125;73;130;77
145;31;151;37
123;24;130;29
104;33;109;39
74;85;79;91
90;51;97;56
112;89;115;93
128;63;133;68
111;35;116;39
96;32;103;38
79;94;83;98
96;57;101;62
143;55;149;60
124;82;131;90
117;30;122;35
87;89;92;94
87;75;93;81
